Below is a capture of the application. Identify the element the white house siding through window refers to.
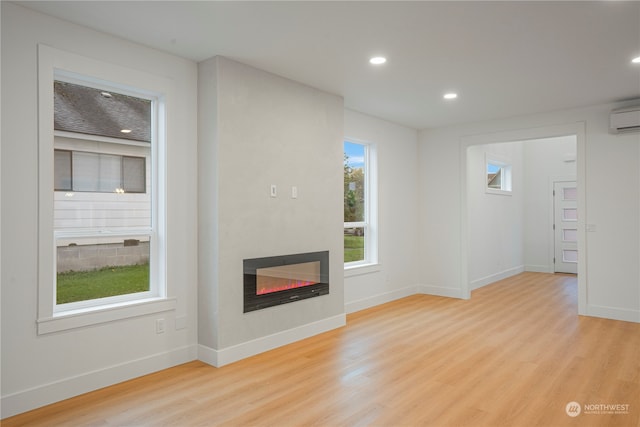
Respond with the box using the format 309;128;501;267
53;81;152;234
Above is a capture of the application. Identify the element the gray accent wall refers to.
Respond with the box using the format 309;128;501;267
197;57;345;351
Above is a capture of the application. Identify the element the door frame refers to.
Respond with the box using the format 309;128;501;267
460;122;586;315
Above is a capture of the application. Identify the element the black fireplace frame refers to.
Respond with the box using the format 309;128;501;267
243;251;329;313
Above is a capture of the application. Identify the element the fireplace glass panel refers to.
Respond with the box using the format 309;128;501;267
257;261;321;295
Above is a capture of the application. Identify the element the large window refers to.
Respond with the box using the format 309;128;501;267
344;140;377;267
37;45;174;334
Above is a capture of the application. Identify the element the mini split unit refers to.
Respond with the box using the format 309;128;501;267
610;106;640;134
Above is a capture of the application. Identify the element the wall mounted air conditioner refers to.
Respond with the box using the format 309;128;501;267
610;106;640;134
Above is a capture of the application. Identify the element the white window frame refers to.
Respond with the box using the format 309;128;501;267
37;45;175;334
485;153;513;196
344;139;378;273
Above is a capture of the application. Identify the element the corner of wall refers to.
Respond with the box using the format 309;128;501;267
197;56;221;350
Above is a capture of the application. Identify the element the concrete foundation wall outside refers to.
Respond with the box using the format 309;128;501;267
57;241;150;273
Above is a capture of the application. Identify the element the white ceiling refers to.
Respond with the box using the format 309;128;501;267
17;1;640;129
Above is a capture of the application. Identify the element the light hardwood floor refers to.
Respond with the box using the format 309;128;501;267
4;272;639;426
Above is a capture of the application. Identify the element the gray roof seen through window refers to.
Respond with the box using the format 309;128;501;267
54;81;151;143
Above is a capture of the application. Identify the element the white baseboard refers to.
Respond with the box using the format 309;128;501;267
470;265;525;290
1;345;197;419
345;285;418;314
198;314;346;367
586;304;640;323
417;284;465;299
525;264;552;273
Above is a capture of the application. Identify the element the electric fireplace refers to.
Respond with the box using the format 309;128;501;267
244;251;329;313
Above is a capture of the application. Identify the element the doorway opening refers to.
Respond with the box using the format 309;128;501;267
460;123;585;314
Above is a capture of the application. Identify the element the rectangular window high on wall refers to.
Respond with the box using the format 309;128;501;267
486;153;512;195
344;140;377;267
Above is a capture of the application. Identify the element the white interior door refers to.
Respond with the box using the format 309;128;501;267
554;181;578;274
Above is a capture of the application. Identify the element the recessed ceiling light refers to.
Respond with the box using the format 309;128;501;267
369;56;387;65
632;56;640;64
443;93;458;100
120;129;132;134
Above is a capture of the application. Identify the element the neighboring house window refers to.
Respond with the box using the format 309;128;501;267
54;150;146;193
486;154;512;195
344;140;377;267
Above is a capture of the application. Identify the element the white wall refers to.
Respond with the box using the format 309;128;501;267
1;3;198;417
418;102;640;322
343;109;420;312
197;57;345;366
523;136;576;272
467;142;524;289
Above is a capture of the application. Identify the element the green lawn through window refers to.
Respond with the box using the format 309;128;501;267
344;235;364;263
56;263;149;304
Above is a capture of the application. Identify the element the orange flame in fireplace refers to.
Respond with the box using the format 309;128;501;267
257;278;317;295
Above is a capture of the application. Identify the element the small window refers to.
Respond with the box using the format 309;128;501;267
486;155;512;195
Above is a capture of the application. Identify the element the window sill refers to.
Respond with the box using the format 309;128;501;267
37;297;176;335
486;188;513;196
344;262;381;277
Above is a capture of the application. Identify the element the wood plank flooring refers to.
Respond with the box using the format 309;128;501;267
4;272;640;426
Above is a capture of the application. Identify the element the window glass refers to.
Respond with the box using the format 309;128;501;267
54;150;72;191
344;140;376;267
563;249;578;263
54;79;153;308
563;229;578;242
123;156;146;193
55;150;146;194
344;227;365;263
563;208;578;221
71;151;101;191
344;142;365;223
56;235;150;304
485;156;512;194
563;187;577;201
72;152;122;192
487;163;502;189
